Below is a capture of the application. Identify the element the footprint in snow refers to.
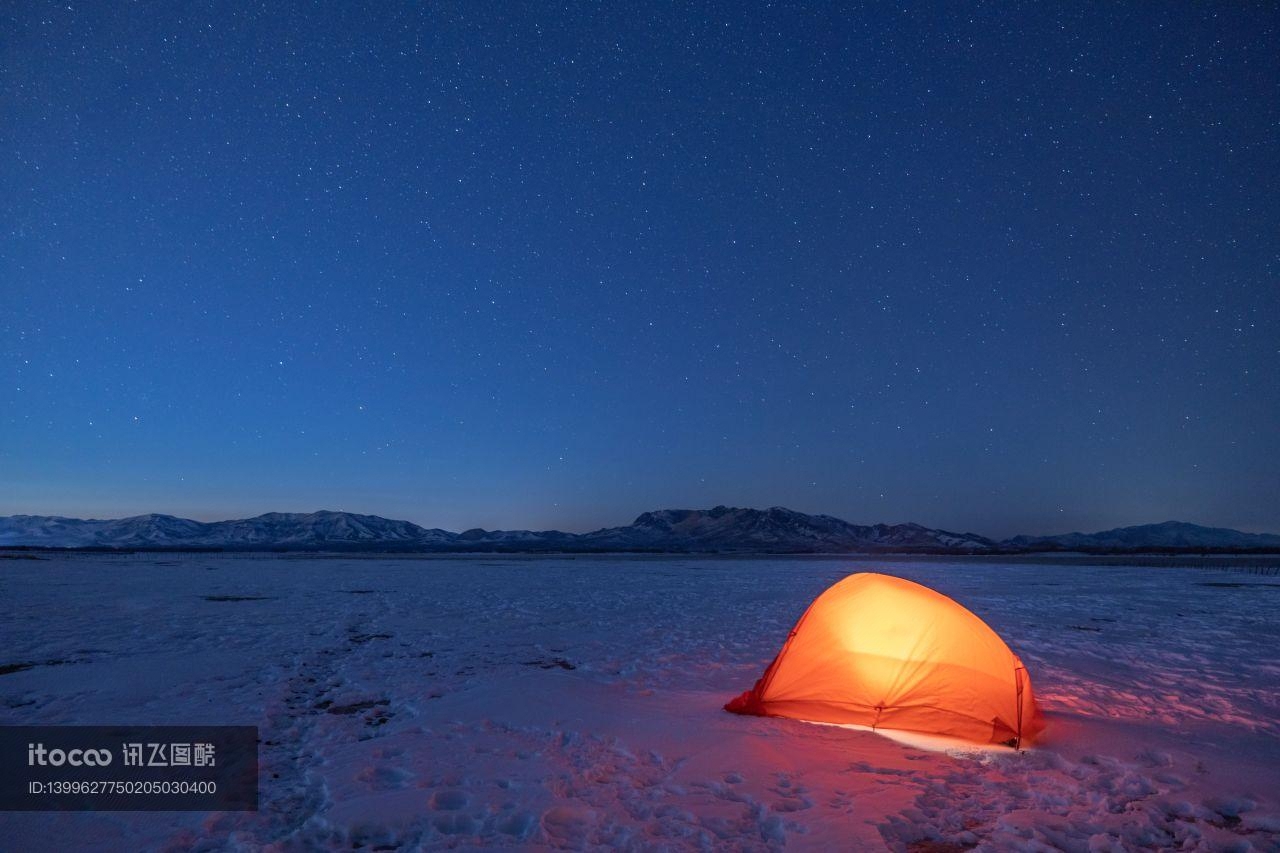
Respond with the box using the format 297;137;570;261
541;806;596;844
355;765;412;792
429;789;469;811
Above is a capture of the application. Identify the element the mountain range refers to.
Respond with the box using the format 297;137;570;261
2;507;1278;553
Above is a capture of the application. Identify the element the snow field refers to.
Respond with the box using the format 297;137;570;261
0;554;1277;851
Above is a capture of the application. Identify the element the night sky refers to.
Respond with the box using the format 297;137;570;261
3;3;1278;537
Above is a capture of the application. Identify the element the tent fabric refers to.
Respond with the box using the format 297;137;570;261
725;572;1044;747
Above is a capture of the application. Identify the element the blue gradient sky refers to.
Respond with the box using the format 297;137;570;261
3;2;1278;537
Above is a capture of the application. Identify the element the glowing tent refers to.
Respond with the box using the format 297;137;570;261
725;572;1043;747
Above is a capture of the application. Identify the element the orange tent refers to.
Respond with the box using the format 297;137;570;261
725;572;1044;747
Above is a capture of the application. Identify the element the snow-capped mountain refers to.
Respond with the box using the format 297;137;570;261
202;511;451;546
0;513;208;547
453;528;577;549
0;511;451;549
1;509;1277;553
1002;520;1280;551
577;506;995;553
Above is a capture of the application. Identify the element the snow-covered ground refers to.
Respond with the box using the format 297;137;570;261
1;553;1278;851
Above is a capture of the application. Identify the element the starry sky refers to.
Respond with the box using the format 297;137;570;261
2;2;1278;537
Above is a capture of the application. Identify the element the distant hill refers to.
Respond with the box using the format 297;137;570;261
1003;520;1280;552
0;508;1276;554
